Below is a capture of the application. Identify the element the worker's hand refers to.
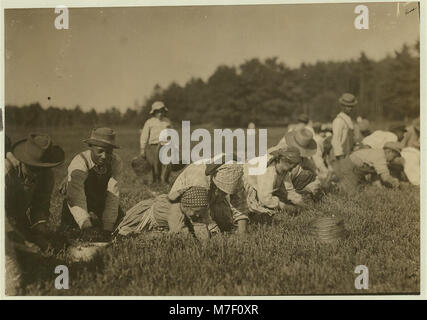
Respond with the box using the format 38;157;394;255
390;177;400;189
278;201;286;211
140;151;146;159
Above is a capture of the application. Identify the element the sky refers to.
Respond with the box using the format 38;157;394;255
5;2;420;112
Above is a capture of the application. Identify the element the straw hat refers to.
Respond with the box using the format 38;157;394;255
84;127;120;149
339;93;358;107
284;128;317;157
309;217;348;243
149;101;168;114
12;133;65;168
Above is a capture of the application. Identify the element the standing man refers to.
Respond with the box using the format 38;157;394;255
5;133;65;251
331;93;358;160
61;127;123;238
140;101;173;183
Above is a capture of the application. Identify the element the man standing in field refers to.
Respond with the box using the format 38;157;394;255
331;93;357;160
60;127;123;239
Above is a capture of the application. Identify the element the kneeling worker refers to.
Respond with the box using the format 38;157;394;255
61;127;123;238
335;141;401;191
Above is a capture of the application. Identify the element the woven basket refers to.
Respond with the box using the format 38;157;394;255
309;217;348;243
131;156;152;176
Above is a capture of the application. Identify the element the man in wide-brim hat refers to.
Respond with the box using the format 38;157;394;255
60;127;123;238
5;133;65;251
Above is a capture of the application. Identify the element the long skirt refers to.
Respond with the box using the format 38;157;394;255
115;198;158;236
146;144;171;182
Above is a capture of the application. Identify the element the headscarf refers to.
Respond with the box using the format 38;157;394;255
180;186;209;208
268;146;302;167
212;164;243;195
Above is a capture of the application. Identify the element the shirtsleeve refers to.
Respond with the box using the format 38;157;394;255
255;167;281;209
140;120;151;154
332;118;345;157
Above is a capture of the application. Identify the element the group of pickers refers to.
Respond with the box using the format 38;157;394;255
4;93;420;294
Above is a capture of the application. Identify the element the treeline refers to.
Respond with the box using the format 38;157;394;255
6;42;419;128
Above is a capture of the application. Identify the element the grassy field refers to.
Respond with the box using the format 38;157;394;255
5;125;420;296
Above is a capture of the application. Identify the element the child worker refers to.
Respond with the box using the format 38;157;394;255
115;186;210;239
168;154;249;235
243;146;307;219
139;101;173;184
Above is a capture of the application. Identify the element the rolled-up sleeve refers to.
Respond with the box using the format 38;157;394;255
228;190;249;222
66;156;91;229
256;167;281;209
102;155;122;231
140;121;151;154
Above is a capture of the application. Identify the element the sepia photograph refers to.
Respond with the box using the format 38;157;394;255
2;1;421;297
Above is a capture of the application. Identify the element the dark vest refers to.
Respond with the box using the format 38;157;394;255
79;152;112;216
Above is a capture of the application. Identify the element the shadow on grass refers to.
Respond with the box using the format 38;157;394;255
15;247;106;295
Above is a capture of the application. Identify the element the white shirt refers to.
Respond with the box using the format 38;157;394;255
362;130;398;149
401;147;420;186
332;112;354;157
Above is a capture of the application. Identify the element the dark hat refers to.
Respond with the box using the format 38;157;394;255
338;93;358;107
312;122;322;131
284;128;317;157
84;127;120;149
12;133;65;168
297;113;309;123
